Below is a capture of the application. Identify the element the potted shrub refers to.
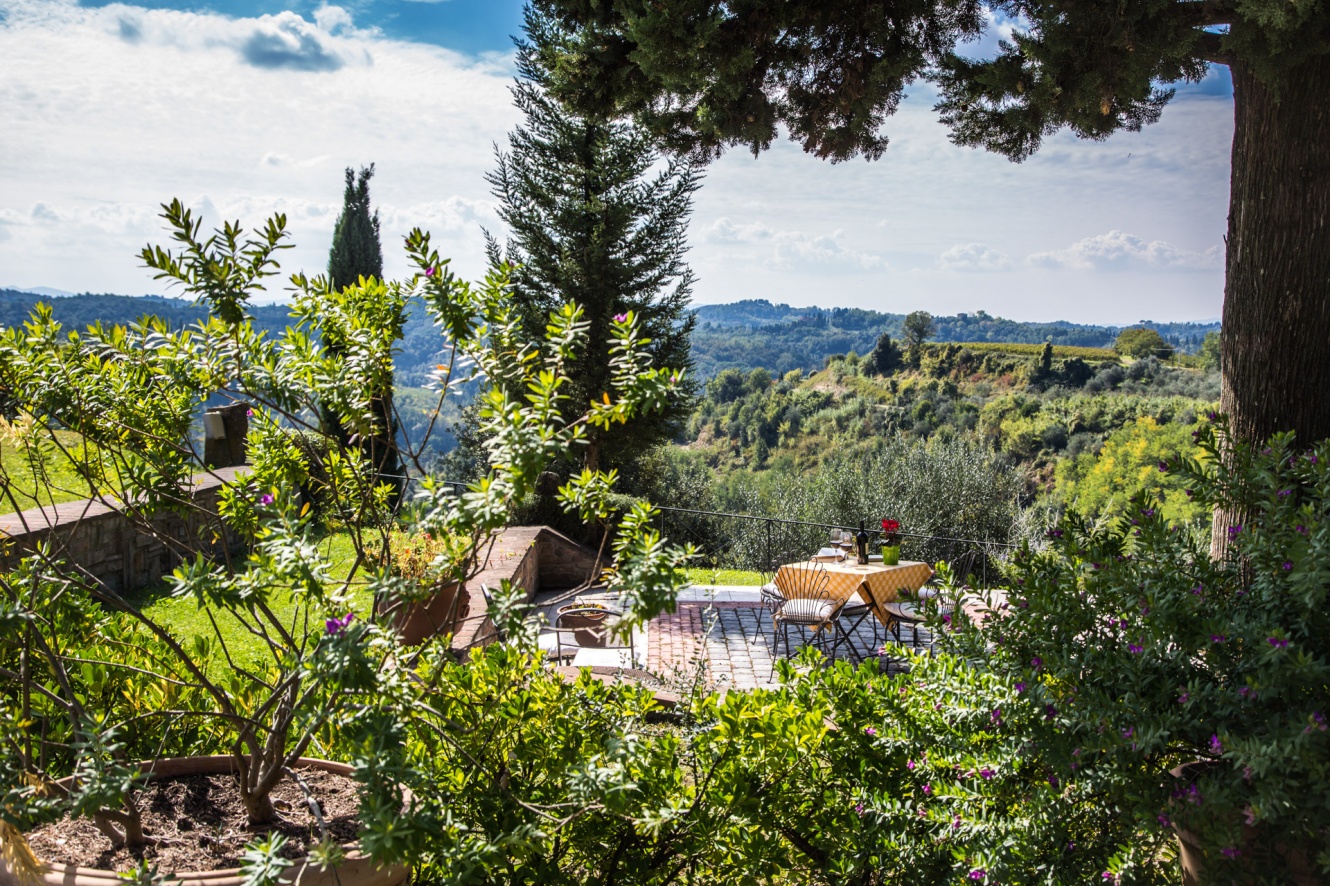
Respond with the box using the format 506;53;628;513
949;415;1330;883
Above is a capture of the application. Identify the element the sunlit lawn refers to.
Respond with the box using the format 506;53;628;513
0;430;116;515
121;529;378;678
682;567;765;586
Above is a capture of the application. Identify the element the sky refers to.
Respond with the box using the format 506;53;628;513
0;0;1235;324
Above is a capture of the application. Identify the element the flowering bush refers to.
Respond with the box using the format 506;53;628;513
949;414;1330;882
0;201;691;878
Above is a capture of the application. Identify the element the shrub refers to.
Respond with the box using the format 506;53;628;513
954;416;1330;883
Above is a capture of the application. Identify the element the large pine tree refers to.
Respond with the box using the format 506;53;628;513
326;165;402;504
486;35;699;475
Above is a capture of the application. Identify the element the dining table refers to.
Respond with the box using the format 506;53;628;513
773;558;935;629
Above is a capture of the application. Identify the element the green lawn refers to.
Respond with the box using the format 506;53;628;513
121;530;376;677
1;430;116;514
682;567;766;586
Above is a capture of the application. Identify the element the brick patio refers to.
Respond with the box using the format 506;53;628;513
649;586;936;691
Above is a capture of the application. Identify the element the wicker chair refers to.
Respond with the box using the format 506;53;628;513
768;562;838;676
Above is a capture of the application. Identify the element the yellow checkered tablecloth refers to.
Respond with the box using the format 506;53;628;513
774;560;935;628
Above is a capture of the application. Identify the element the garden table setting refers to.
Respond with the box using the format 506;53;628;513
773;558;934;629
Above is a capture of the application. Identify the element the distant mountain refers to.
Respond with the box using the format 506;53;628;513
688;299;1220;378
3;285;77;298
0;290;1221;385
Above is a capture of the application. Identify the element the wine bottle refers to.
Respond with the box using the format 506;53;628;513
856;520;869;565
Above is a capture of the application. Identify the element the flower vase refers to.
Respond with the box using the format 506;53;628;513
881;545;900;566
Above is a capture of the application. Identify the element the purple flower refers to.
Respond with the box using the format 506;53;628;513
1207;411;1218;421
1307;711;1328;734
1278;489;1293;497
953;816;962;829
1227;525;1243;539
1221;846;1241;859
1283;561;1294;571
941;613;952;626
1209;734;1222;755
1309;454;1319;465
906;759;915;770
1157;814;1172;827
246;408;254;417
1238;686;1254;698
1031;656;1043;670
1047;529;1063;538
991;709;1002;723
1067;841;1076;851
1211;634;1227;644
1103;873;1117;883
1045;704;1057;719
325;612;354;636
979;768;995;780
1191;584;1204;595
613;312;628;323
1185;489;1194;498
1243;766;1253;782
969;870;986;881
425;266;436;277
1269;636;1288;649
855;802;865;816
1296;524;1309;535
1243;806;1257;826
922;783;932;795
1048;775;1059;789
1014;682;1026;693
864;726;877;737
1122;726;1134;739
260;493;274;505
1178;692;1190;704
1128;643;1144;654
1142;508;1155;517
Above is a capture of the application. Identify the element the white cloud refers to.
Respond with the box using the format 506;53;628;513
773;230;886;272
938;242;1012;272
1026;230;1221;271
702;217;774;243
0;0;519;294
702;218;884;271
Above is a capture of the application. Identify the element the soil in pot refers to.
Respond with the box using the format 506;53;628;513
25;767;360;873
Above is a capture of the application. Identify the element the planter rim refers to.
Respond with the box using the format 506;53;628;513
14;755;401;886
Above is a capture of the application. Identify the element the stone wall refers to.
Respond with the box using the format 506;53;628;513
0;466;248;593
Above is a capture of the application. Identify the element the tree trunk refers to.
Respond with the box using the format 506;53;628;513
1215;54;1330;556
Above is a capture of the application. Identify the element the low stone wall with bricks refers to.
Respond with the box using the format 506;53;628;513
0;467;249;593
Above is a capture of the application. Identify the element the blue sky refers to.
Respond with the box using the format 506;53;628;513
76;0;529;54
0;1;1235;323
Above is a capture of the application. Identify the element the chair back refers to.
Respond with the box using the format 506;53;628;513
774;560;832;601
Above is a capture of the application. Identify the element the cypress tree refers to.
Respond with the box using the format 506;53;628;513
328;165;383;292
326;165;402;505
486;23;698;476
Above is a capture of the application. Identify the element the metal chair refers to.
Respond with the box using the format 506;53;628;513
830;590;879;664
553;605;635;667
768;561;838;676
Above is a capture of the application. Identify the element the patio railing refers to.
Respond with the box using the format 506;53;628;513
654;505;1014;590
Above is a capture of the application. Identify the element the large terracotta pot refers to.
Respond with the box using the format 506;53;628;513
375;580;464;646
1;756;408;886
1171;762;1320;886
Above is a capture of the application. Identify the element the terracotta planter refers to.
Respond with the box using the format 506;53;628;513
1;756;408;886
1171;761;1320;886
375;580;464;646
